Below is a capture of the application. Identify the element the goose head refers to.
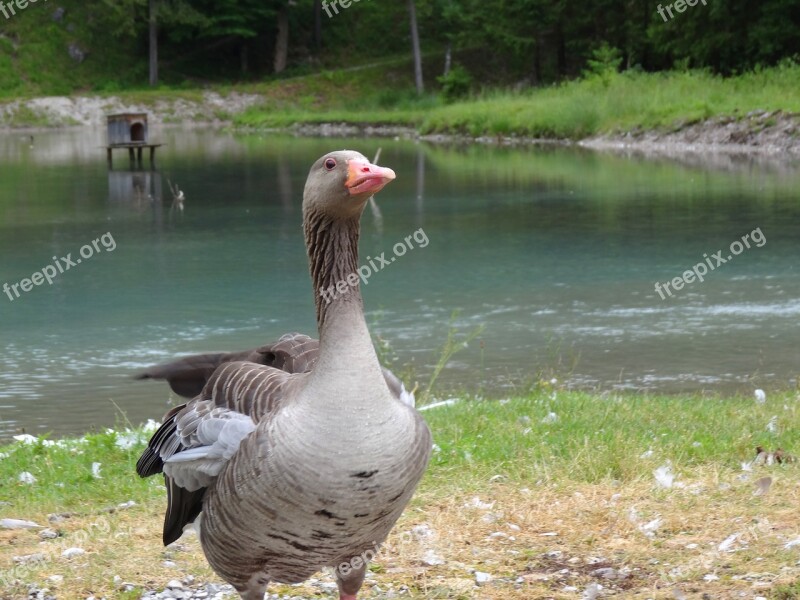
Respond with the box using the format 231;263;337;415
303;150;396;219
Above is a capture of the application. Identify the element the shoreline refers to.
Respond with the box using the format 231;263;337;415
2;94;800;160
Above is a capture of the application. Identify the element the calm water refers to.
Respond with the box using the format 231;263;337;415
1;128;799;438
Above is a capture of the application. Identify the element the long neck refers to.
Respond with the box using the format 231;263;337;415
305;210;362;328
304;209;385;387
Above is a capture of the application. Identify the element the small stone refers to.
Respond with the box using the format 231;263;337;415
421;550;445;566
1;518;42;529
166;579;184;589
61;547;85;558
541;412;559;424
474;571;492;585
591;567;618;579
583;582;603;600
13;553;46;565
40;528;59;539
18;471;37;485
67;42;87;63
411;524;434;540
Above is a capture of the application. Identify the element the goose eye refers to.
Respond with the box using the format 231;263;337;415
324;158;336;170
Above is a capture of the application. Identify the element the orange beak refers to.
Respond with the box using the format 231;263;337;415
345;159;396;196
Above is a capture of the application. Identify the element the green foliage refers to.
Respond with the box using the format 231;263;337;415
0;0;799;97
583;43;623;85
437;64;472;102
422;312;484;403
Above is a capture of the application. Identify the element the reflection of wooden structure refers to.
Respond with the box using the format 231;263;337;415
105;113;163;168
107;170;163;204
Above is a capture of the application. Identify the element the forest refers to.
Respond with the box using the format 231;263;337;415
1;0;799;96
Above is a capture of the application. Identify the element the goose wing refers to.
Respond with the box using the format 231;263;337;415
136;332;414;406
134;332;318;398
137;361;297;545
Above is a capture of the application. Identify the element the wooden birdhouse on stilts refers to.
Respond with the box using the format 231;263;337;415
105;113;163;169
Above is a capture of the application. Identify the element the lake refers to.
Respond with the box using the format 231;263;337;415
1;128;799;439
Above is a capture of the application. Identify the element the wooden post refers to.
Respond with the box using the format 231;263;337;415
128;148;135;164
137;146;143;167
107;148;113;169
149;146;156;168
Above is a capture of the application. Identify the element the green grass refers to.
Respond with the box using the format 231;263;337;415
424;390;799;488
0;425;162;515
1;390;795;513
233;62;800;141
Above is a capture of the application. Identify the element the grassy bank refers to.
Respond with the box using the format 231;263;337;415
1;390;799;598
233;62;800;141
2;59;800;144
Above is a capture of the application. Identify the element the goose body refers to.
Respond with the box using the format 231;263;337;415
137;151;431;600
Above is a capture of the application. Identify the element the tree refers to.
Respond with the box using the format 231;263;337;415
408;0;424;94
149;0;158;86
274;1;290;74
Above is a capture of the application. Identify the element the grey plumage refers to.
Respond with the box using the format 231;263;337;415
136;333;415;407
136;151;431;600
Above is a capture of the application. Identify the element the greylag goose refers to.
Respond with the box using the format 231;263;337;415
136;151;432;600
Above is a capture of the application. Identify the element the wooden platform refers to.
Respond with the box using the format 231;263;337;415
106;143;163;169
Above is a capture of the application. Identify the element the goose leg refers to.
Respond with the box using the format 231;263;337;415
335;562;367;600
238;572;269;600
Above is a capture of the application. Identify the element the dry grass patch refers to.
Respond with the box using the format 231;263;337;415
6;467;796;598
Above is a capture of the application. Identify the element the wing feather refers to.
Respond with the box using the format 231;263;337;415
136;332;412;545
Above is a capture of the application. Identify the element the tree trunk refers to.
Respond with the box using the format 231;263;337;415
148;0;158;87
313;0;322;50
556;24;566;80
274;3;289;74
407;0;423;95
240;43;249;74
531;35;541;85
